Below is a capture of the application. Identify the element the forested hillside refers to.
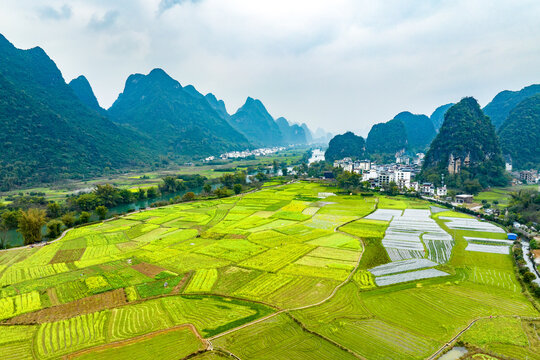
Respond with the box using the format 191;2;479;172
108;68;251;158
498;94;540;170
0;34;155;190
483;84;540;129
393;111;436;150
366;119;408;159
421;97;507;190
228;97;284;147
325;132;367;163
68;75;106;115
430;103;454;131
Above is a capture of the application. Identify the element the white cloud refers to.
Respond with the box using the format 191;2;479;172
1;0;540;135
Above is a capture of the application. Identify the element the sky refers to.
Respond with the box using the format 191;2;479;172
1;0;540;136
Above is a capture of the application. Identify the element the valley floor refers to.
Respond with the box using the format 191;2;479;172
0;182;538;359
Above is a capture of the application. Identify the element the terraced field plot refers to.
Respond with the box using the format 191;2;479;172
0;181;537;359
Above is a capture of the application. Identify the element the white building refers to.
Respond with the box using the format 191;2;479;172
356;160;371;171
436;185;447;197
362;169;378;182
394;170;411;189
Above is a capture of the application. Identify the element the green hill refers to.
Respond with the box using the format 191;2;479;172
0;34;155;190
205;93;230;120
430;103;454;131
393;111;436;150
366;118;408;157
68;75;106;115
483;84;540;129
498;94;540;170
421;97;507;189
228;97;284;147
325;132;367;163
108;68;250;157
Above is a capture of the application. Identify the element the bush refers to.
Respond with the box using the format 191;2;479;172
182;192;195;202
523;271;536;283
46;219;64;239
79;211;91;224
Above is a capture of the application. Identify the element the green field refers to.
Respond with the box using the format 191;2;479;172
0;181;537;358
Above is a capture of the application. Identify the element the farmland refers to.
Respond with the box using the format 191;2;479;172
0;181;538;359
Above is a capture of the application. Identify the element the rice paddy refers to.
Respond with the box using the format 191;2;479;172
0;181;537;359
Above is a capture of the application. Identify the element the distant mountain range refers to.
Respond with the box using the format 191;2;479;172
328;83;539;171
0;33;328;189
107;68;251;157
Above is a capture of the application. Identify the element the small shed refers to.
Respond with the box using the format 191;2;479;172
507;233;518;240
455;194;474;204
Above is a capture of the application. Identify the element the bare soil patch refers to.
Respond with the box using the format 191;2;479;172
5;289;127;324
49;248;85;263
132;262;167;278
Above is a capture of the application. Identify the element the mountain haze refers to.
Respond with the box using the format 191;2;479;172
275;117;307;145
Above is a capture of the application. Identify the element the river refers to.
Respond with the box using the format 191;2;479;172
4;186;207;248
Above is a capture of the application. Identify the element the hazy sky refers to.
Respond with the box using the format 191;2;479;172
1;0;540;135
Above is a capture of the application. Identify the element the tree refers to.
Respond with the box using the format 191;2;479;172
18;208;46;245
0;220;8;249
1;210;21;229
255;172;267;182
46;219;64;239
61;213;76;228
146;187;159;198
94;184;121;207
523;271;536;283
76;193;99;211
214;187;230;198
221;173;235;188
79;211;91;224
95;205;108;220
47;202;61;218
119;189;135;204
233;184;243;195
281;167;288;176
182;192;195;202
137;188;147;200
203;183;212;194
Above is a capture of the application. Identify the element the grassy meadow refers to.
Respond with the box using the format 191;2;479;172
0;181;537;359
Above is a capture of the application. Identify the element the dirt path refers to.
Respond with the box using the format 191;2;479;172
426;315;540;360
64;324;208;359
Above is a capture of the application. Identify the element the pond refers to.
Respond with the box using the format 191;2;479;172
438;347;468;360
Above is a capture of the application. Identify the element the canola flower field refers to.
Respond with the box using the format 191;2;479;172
0;182;537;359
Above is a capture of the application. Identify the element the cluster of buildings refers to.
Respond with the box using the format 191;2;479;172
333;156;449;197
205;147;286;161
